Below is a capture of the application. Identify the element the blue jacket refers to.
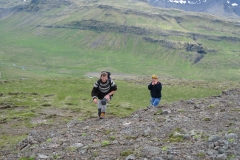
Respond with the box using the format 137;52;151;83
148;82;162;98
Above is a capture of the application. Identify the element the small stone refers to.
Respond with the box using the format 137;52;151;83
208;135;221;142
225;133;238;139
162;110;171;115
152;157;164;160
38;154;48;159
71;143;83;148
208;143;214;149
216;154;227;160
218;149;224;154
126;154;135;160
214;141;220;147
167;155;174;160
214;146;220;150
183;134;191;140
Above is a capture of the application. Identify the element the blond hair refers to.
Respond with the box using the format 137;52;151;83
151;74;158;79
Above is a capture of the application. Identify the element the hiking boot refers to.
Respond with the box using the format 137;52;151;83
98;108;101;117
99;112;105;119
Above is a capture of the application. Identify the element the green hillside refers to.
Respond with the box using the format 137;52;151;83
1;0;240;151
0;0;240;80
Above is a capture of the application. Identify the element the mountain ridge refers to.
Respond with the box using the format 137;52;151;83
146;0;240;19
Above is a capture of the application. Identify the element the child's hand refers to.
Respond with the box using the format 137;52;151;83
93;99;98;104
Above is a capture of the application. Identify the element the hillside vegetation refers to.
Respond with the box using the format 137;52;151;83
0;77;239;151
0;0;239;80
0;0;240;154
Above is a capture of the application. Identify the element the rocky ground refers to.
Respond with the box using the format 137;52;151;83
1;88;240;160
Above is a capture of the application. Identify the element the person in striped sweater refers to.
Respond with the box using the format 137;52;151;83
91;72;117;119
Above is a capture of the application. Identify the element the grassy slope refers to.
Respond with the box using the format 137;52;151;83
0;0;239;81
0;77;239;149
0;0;240;151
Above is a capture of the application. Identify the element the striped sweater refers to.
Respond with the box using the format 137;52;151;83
91;79;117;99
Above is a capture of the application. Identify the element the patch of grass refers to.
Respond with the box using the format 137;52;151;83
120;149;134;156
19;157;35;160
81;133;87;136
0;134;27;150
209;103;218;108
228;130;233;133
227;155;236;160
125;136;138;140
203;117;211;121
154;109;162;115
178;109;185;112
197;152;205;157
168;128;184;143
103;129;113;135
46;138;52;143
53;154;61;159
109;135;116;141
162;146;168;151
193;134;200;140
228;138;235;143
169;135;183;143
67;146;77;152
101;140;110;147
92;151;99;157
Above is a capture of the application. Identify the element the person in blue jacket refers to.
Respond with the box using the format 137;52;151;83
148;74;162;107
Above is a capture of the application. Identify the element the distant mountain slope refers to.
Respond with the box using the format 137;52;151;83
0;0;240;80
147;0;240;19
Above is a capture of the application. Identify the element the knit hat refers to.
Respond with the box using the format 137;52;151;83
151;74;158;79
